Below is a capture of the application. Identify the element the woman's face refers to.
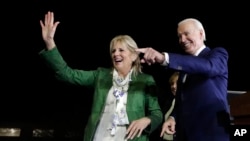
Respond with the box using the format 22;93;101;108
170;77;178;96
111;42;135;73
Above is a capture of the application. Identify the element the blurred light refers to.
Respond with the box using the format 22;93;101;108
32;129;54;137
0;128;21;137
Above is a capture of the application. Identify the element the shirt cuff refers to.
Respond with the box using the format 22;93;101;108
161;52;169;66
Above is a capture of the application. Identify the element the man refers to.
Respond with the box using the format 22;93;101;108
137;18;230;141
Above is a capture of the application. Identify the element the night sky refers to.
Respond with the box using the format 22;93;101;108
1;0;249;128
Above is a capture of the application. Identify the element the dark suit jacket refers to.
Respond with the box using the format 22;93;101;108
168;47;230;141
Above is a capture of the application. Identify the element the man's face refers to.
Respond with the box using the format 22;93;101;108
177;22;204;55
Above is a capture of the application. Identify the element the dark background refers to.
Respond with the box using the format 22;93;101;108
1;0;249;139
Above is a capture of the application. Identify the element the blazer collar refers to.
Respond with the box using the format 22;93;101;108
198;46;210;57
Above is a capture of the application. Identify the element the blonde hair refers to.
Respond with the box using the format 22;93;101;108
109;35;142;76
169;71;179;84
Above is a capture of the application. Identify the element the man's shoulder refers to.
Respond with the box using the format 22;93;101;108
206;46;228;55
209;46;228;52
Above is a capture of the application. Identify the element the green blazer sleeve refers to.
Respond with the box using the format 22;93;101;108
127;74;163;134
39;47;97;87
144;74;163;134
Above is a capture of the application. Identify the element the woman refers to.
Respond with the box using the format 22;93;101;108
162;72;179;141
39;11;162;141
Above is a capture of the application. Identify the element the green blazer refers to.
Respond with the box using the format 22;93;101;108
39;47;163;141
